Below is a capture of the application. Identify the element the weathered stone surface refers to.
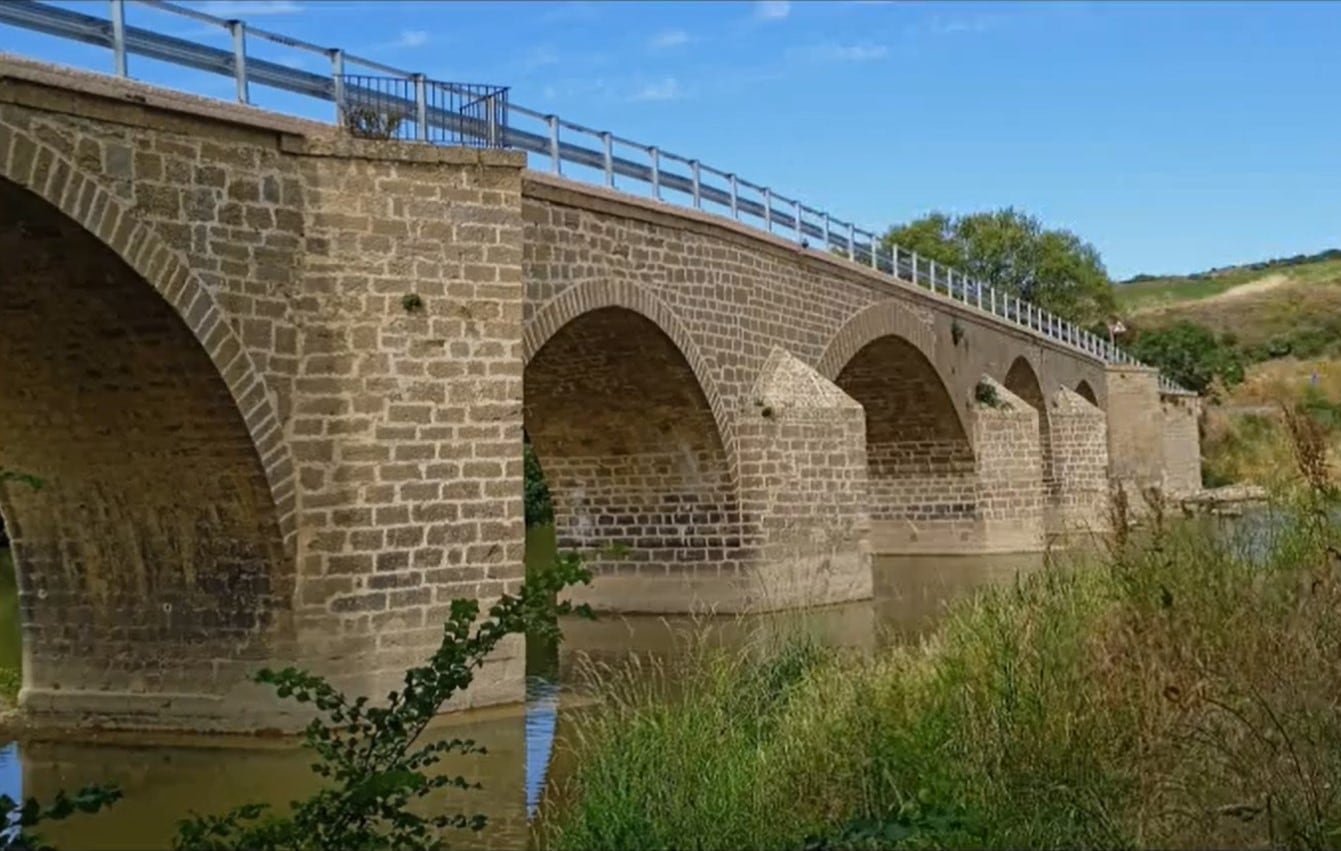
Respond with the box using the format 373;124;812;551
0;55;1201;731
1048;386;1111;536
1161;393;1202;498
0;62;525;732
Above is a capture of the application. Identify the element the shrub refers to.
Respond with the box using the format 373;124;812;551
172;550;592;850
1127;320;1244;395
524;437;553;528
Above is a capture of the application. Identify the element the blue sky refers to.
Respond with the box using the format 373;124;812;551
3;0;1338;279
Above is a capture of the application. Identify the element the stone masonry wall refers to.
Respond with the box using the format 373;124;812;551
523;305;744;612
522;175;1110;559
1105;364;1165;509
733;349;871;612
286;138;527;710
521;175;1112;455
836;336;977;521
1161;393;1203;497
1048;386;1111;536
0;179;292;715
1004;356;1056;499
0;61;528;730
972;378;1045;553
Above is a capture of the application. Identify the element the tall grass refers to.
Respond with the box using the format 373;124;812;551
545;405;1341;850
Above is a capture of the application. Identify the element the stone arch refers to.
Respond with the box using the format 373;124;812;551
817;300;938;389
1075;379;1099;407
524;279;734;456
0;123;296;548
829;325;978;547
1004;356;1055;498
523;283;743;601
0;175;294;712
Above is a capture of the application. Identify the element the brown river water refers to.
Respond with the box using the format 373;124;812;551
0;530;1043;850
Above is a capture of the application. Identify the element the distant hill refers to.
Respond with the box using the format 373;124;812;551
1116;250;1341;360
1117;247;1341;311
1120;249;1341;490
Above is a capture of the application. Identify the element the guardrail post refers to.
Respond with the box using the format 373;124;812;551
691;160;701;209
228;20;249;104
485;94;498;147
990;287;997;315
822;213;831;251
547;116;561;174
794;200;803;244
413;74;428;141
729;174;738;218
975;278;983;309
847;222;856;262
649;146;660;200
763;187;772;232
910;250;919;286
601;131;613;187
870;236;878;269
329;49;345;124
109;0;128;77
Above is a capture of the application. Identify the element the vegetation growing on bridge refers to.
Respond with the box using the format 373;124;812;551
544;399;1341;851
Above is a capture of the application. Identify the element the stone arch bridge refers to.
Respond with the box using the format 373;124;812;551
0;57;1200;731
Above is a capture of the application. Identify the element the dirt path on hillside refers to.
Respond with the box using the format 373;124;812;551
1212;273;1291;301
1135;273;1292;315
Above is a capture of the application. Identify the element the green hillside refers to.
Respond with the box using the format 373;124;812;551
1116;248;1341;310
1118;251;1341;359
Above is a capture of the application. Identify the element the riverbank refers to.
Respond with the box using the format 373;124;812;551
543;495;1341;849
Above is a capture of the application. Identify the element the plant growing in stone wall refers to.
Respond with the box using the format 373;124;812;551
344;106;406;141
0;467;42;549
974;380;1003;409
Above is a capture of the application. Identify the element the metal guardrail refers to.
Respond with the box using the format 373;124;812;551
0;0;1193;395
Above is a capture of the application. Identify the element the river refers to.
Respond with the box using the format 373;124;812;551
0;530;1046;850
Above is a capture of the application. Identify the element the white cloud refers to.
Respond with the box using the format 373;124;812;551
788;42;889;63
396;29;430;48
920;14;999;36
630;77;683;102
196;0;302;16
754;0;791;21
522;45;561;71
649;29;690;50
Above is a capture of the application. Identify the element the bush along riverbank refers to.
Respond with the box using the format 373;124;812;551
545;421;1341;850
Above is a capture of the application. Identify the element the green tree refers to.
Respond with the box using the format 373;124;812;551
523;437;553;528
880;207;1117;325
1126;320;1244;396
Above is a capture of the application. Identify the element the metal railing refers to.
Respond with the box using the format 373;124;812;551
338;75;507;147
0;0;1193;395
